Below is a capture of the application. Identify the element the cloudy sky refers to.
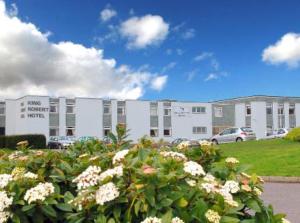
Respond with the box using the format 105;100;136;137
1;0;300;101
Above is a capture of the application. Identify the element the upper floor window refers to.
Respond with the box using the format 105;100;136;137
214;107;223;117
289;104;295;115
266;103;272;115
0;106;4;115
192;106;206;114
150;104;158;116
278;104;284;115
66;105;74;114
246;104;251;116
164;108;171;116
103;106;111;114
50;104;58;113
117;107;125;115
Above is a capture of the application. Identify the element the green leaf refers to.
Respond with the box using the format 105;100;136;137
176;197;188;207
21;204;36;212
56;203;73;212
41;205;57;218
161;210;173;223
246;199;261;213
221;216;240;223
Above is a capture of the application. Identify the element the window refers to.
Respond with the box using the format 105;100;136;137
103;128;111;136
278;104;284;115
163;129;171;136
50;104;58;113
117;107;125;115
164;108;171;116
49;128;59;136
103;106;111;114
220;128;232;135
192;126;207;134
289;104;295;115
66;105;74;114
150;129;158;137
150;106;158;116
192;106;206;114
66;127;75;136
266;103;272;115
0;107;4;115
214;107;223;117
246;104;251;116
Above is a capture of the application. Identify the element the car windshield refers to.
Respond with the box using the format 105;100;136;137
241;127;253;132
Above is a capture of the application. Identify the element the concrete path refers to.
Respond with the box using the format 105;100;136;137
262;182;300;222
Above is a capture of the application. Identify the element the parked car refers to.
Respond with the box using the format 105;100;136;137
211;127;256;144
77;136;98;143
274;128;289;138
47;136;76;149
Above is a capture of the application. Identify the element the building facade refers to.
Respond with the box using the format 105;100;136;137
0;95;299;141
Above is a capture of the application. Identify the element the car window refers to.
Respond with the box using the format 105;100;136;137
230;128;238;134
220;129;231;135
278;129;285;134
241;127;253;132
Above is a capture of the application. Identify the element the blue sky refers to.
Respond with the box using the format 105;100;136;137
1;0;300;101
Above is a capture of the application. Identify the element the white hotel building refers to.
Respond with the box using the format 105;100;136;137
0;95;300;141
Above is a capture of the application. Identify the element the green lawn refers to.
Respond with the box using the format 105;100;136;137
219;139;300;176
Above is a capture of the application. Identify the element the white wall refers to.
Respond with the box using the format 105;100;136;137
251;101;267;139
235;103;245;127
75;98;102;138
171;102;212;141
5;99;16;135
295;103;300;127
273;102;278;130
126;101;150;141
284;102;290;129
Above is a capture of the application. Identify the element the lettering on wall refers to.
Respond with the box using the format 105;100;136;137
173;106;190;117
20;100;49;119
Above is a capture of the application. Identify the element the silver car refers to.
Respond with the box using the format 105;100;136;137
211;127;256;144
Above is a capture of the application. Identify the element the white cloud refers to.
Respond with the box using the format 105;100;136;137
182;28;196;39
120;14;169;49
0;1;167;99
204;73;218;81
7;2;18;17
161;62;176;73
262;33;300;68
100;5;117;22
150;75;168;91
194;52;214;62
187;69;199;82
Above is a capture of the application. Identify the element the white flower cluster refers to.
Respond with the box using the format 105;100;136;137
186;179;197;187
205;209;221;223
177;141;190;150
24;182;55;204
282;218;290;223
225;157;239;165
68;189;95;211
112;150;130;165
199;140;213;147
223;180;240;194
72;166;102;190
99;166;123;182
253;187;262;196
160;151;187;161
0;191;13;212
203;173;215;182
95;182;120;205
0;211;11;223
0;174;12;189
183;161;205;176
171;217;184;223
24;172;38;179
141;217;162;223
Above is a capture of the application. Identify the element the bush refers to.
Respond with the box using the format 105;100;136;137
0;130;289;223
0;134;46;149
285;127;300;142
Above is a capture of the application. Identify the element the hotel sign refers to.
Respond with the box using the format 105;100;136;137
173;106;190;117
20;100;49;118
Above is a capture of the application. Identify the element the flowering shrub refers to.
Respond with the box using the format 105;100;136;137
0;126;290;222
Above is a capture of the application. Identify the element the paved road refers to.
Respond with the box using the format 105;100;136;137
262;182;300;222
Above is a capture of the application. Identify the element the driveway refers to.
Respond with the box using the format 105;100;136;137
262;182;300;222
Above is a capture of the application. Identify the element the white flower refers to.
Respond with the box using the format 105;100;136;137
183;161;205;176
225;157;239;165
199;140;212;147
112;150;129;165
141;217;162;223
223;180;240;194
253;187;262;196
99;166;123;182
205;209;221;223
24;172;38;179
160;151;187;161
171;217;184;223
186;179;197;187
203;173;216;183
177;141;190;150
8;151;23;160
225;199;239;207
201;183;216;193
95;182;119;205
282;218;290;223
69;189;95;211
0;211;11;223
24;182;55;204
72;166;102;190
0;191;13;212
0;174;12;189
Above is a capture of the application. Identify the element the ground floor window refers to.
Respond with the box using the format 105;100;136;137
163;129;171;137
150;129;158;137
66;127;75;136
0;127;5;136
49;127;59;136
103;128;111;137
193;126;207;134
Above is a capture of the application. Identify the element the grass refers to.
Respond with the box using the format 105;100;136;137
219;139;300;176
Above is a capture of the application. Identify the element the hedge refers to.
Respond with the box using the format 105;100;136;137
0;134;46;149
285;127;300;142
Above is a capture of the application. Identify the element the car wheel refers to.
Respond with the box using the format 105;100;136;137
212;139;218;145
236;137;243;142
